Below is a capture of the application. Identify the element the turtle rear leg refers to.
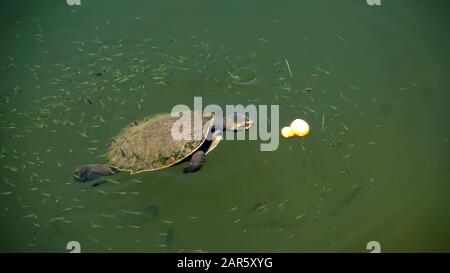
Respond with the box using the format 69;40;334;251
183;151;206;173
73;164;119;182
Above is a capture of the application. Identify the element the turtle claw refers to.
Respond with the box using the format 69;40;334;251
73;165;95;182
183;151;206;173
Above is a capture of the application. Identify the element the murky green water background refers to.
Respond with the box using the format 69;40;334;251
0;0;449;252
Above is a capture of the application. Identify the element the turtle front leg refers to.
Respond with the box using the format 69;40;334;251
73;164;119;182
183;151;206;173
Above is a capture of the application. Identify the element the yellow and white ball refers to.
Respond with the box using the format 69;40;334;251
281;127;295;138
290;119;310;137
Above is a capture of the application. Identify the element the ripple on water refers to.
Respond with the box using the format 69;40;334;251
230;65;260;86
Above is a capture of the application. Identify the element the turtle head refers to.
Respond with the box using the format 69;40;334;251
224;113;253;131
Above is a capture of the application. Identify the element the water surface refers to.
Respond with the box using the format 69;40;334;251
0;0;449;252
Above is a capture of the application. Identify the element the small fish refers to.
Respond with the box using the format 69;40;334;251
245;217;302;230
90;222;103;228
20;213;37;220
331;186;363;216
122;210;142;215
336;169;351;175
121;205;159;225
49;217;71;223
248;201;268;213
77;130;89;138
165;229;174;252
338;36;348;42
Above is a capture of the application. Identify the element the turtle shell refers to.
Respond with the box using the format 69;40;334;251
106;111;215;174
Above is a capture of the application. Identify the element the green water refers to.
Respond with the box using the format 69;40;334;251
0;0;449;252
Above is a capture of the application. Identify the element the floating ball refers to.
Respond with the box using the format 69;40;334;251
281;127;295;138
290;119;310;137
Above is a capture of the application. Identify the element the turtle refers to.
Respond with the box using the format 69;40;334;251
73;111;253;182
